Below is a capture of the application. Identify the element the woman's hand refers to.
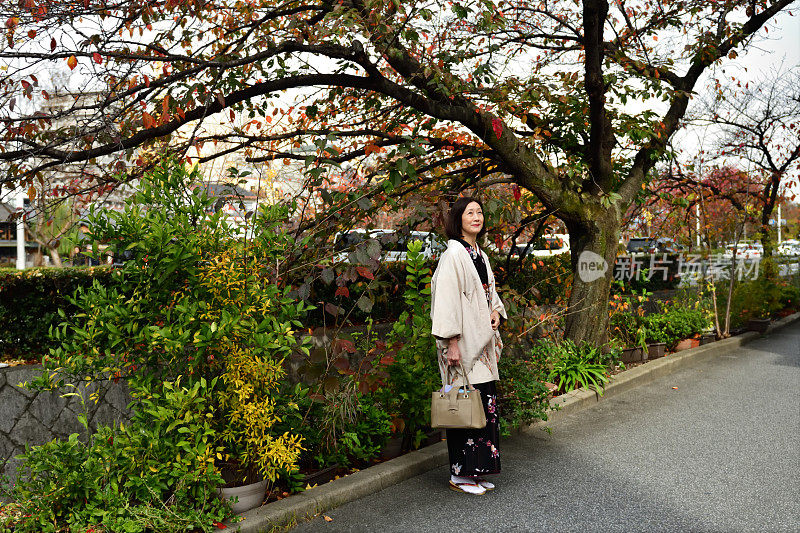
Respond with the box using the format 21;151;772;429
490;310;501;330
447;337;462;366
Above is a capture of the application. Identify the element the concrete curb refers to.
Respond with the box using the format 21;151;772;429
218;311;800;532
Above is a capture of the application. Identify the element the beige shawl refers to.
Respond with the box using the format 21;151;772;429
430;240;507;385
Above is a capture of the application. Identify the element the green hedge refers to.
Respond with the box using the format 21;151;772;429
0;253;572;357
0;267;114;361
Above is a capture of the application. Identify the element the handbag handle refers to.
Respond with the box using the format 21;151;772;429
444;362;475;391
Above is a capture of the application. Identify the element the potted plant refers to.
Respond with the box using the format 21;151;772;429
608;293;648;363
642;317;669;359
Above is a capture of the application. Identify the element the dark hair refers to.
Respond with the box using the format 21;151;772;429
445;196;486;241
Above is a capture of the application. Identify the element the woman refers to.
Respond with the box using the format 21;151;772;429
430;196;506;495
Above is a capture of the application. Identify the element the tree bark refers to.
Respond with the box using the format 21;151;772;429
563;208;621;345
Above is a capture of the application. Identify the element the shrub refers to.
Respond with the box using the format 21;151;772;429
496;348;551;437
0;267;113;361
18;159;310;527
533;339;612;395
377;240;440;451
641;303;709;348
2;378;228;533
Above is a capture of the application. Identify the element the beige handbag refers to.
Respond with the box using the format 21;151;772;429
430;364;487;429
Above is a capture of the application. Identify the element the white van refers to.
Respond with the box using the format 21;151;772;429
333;229;446;263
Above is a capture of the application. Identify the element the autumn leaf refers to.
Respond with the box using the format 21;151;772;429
27;29;36;39
512;184;521;200
492;118;503;139
92;52;102;64
334;286;349;298
50;37;56;51
324;516;333;522
27;186;36;200
364;143;383;156
142;112;155;129
67;55;78;70
355;266;374;280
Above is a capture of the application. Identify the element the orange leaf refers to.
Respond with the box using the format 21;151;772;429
67;55;78;70
334;286;349;298
142;112;154;129
324;516;333;522
27;186;37;200
364;144;383;156
356;266;374;280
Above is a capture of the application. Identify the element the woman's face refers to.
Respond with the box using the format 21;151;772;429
460;201;484;239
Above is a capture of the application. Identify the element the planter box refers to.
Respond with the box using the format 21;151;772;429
301;465;340;487
217;479;267;514
380;436;404;461
422;429;443;447
620;347;645;363
746;318;770;334
647;343;666;359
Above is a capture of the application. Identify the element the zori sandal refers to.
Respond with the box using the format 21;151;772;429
449;480;486;495
475;478;495;491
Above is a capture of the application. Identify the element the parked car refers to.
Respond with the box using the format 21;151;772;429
626;237;683;254
777;240;800;256
722;242;763;260
333;229;446;263
494;234;570;259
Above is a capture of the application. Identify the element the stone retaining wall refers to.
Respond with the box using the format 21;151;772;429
0;364;131;489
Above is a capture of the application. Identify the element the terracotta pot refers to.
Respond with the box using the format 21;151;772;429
746;318;770;334
217;479;267;514
647;343;666;359
673;338;693;352
690;339;700;348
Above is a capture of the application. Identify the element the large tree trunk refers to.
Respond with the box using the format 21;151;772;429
563;208;621;346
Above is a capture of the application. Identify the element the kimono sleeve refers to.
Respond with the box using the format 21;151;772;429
430;250;464;340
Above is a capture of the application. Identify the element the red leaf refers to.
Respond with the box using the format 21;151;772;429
356;266;374;280
380;355;395;366
492;118;503;139
213;522;227;529
50;38;56;51
334;286;350;298
334;339;356;354
27;29;36;39
142;112;154;129
92;52;102;64
512;184;521;200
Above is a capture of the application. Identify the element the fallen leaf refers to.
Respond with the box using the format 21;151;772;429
324;516;333;522
672;386;678;390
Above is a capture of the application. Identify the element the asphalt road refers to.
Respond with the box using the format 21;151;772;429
292;322;800;533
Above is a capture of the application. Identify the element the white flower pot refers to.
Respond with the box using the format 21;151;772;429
217;479;268;514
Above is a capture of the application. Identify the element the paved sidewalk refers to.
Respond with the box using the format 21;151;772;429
292;323;800;532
